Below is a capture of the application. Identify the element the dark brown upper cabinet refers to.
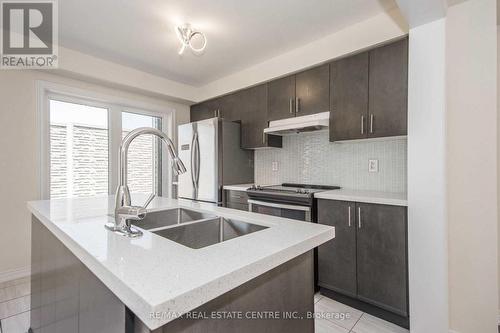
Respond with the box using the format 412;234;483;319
329;38;408;142
267;75;296;121
217;92;242;122
295;64;330;116
190;100;217;122
368;38;408;138
190;92;243;123
190;98;223;122
330;52;369;141
240;84;282;149
267;64;329;121
190;85;281;150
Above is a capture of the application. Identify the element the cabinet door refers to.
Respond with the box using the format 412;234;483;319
356;203;408;316
317;200;357;297
329;52;369;141
368;38;408;138
241;84;282;149
267;75;296;121
218;93;241;121
295;64;330;116
190;100;218;122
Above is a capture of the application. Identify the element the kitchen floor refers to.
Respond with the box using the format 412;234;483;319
313;293;408;333
0;276;408;333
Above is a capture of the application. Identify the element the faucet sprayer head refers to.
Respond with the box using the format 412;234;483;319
172;157;187;175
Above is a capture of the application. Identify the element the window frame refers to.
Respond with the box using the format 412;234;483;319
37;80;176;200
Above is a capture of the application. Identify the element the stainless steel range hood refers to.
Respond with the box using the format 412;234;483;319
263;111;330;136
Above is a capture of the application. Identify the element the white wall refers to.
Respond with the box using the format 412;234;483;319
447;1;498;332
407;18;448;333
498;24;500;326
0;70;190;280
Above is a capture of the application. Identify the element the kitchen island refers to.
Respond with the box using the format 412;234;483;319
27;194;335;333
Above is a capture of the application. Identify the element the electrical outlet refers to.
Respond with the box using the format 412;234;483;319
272;161;279;172
368;159;379;173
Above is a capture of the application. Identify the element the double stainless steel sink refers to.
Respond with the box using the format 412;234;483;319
132;208;268;249
133;208;215;230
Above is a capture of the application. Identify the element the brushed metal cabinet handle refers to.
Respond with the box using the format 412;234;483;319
262;132;266;144
358;207;362;229
370;114;374;134
289;98;294;114
295;98;300;113
361;115;365;134
348;206;351;227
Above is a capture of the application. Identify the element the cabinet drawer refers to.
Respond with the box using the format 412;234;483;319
225;202;249;212
225;190;249;204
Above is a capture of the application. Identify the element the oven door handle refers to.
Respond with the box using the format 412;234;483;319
247;199;311;212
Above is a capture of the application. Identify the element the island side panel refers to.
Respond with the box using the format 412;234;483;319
29;216;127;333
136;251;315;333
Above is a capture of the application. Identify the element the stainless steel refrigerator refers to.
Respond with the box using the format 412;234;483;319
177;117;254;204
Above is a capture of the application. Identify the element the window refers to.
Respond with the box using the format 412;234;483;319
49;100;109;199
39;82;174;200
122;111;162;195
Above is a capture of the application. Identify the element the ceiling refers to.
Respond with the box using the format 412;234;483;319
59;0;397;86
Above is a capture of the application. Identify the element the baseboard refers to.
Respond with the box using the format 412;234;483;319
0;266;31;284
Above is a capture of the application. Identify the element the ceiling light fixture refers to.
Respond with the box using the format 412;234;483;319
176;23;207;55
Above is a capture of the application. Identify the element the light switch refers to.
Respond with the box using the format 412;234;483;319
368;159;379;173
272;161;279;171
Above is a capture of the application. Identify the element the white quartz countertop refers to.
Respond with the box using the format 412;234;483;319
314;189;408;206
222;184;253;191
27;195;334;330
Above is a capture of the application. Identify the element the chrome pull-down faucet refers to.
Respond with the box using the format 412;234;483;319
105;127;187;238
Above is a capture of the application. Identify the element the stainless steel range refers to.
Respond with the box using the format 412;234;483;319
247;183;340;222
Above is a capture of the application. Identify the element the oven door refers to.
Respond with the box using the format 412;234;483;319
247;199;312;222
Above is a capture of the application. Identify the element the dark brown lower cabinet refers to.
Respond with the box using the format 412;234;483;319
223;189;249;211
317;200;357;298
31;216;314;333
356;203;408;316
317;199;408;322
31;218;126;333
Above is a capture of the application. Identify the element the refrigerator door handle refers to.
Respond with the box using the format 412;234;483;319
193;131;201;193
190;132;198;197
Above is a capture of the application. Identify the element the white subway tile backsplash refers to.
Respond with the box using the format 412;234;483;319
255;132;407;193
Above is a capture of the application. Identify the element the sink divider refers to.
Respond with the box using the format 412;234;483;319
145;216;222;233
